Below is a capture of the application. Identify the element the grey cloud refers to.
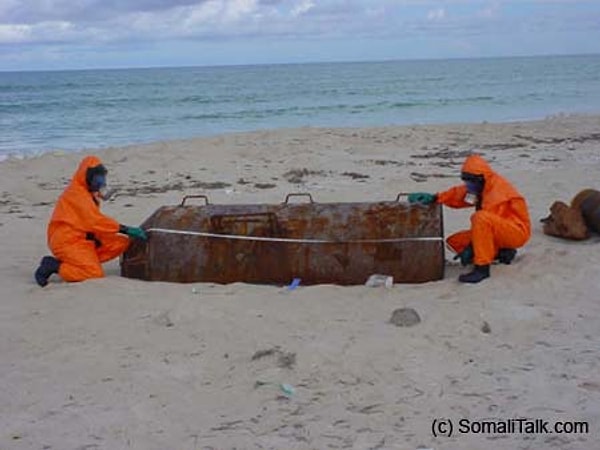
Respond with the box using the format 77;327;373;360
1;0;598;48
1;0;209;24
302;0;365;16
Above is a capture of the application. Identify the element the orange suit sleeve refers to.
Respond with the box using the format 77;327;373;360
436;184;471;209
60;189;120;234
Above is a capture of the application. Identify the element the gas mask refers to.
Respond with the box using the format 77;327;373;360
86;164;108;194
461;172;484;205
464;179;483;194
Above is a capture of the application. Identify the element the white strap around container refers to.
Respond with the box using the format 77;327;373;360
146;227;442;244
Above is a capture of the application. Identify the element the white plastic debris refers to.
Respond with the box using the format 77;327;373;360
365;274;393;288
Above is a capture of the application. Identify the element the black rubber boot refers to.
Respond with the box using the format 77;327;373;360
34;256;60;287
458;264;490;283
497;248;517;265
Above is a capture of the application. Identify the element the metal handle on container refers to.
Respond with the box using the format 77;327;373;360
395;192;410;202
180;195;210;207
284;193;314;204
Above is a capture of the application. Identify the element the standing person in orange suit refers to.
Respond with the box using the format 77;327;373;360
34;155;148;287
408;154;531;283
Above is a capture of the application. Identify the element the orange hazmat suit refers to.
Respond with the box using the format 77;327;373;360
47;156;130;281
436;155;531;265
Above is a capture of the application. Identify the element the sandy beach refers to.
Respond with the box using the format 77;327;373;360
1;114;600;449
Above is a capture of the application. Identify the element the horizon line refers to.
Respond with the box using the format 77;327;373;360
1;51;599;74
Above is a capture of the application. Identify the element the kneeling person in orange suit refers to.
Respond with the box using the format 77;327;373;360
34;155;148;287
408;154;531;283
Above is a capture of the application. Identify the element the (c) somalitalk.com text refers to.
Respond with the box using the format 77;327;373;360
431;417;589;437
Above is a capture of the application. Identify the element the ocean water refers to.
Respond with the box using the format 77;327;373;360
1;54;600;158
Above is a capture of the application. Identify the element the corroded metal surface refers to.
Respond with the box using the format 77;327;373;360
578;189;600;233
121;194;445;285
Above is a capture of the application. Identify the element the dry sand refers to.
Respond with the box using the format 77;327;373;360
1;114;600;449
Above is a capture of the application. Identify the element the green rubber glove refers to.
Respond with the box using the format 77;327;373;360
408;192;436;205
120;225;148;241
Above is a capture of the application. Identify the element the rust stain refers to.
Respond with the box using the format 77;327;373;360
121;199;444;285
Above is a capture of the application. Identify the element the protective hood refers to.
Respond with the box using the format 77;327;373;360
461;154;493;178
47;155;120;244
72;155;103;191
461;154;522;209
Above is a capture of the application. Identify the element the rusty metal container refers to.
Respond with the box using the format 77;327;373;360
575;189;600;233
120;193;445;285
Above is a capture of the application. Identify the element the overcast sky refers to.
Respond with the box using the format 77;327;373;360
1;0;599;71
